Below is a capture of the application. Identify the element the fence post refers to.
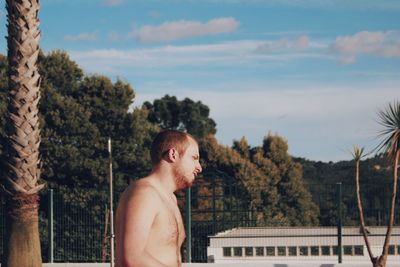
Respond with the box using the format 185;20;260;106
185;188;192;263
235;184;239;226
108;138;115;267
212;179;216;233
229;183;233;227
48;188;54;263
336;182;342;264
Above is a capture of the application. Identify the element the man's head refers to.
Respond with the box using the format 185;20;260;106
150;130;194;165
150;130;202;189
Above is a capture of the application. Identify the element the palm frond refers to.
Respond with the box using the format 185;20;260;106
375;100;400;161
351;145;368;161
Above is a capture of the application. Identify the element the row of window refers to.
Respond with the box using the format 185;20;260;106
222;245;400;257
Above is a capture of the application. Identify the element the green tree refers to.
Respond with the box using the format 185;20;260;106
38;50;83;95
39;83;102;191
2;1;44;266
37;51;157;260
199;135;258;224
143;94;216;139
232;137;250;159
295;154;395;226
0;50;158;198
200;134;319;226
252;134;319;225
35;51;157;196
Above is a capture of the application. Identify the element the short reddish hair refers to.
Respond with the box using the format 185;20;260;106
150;130;196;165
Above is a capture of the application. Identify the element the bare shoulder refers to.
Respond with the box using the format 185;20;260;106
120;178;161;207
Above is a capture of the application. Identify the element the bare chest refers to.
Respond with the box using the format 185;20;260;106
151;200;186;246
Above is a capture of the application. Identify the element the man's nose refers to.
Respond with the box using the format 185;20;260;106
197;163;202;173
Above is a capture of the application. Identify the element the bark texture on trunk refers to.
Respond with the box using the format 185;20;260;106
2;0;44;266
372;255;387;267
5;0;43;195
3;194;42;267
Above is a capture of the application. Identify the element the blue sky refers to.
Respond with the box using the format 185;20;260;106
1;0;399;162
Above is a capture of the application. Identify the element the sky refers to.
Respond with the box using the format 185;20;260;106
0;0;399;162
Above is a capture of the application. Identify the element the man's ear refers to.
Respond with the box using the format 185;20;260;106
167;148;178;162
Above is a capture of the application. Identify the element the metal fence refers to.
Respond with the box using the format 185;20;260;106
0;179;399;263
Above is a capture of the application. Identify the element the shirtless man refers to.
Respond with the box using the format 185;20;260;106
115;130;202;267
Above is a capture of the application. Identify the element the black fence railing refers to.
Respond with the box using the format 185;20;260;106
0;179;399;263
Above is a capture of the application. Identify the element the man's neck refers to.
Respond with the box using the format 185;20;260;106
149;166;177;194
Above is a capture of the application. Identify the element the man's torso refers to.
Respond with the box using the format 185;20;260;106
137;180;185;266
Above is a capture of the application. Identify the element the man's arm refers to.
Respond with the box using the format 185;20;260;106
116;185;168;267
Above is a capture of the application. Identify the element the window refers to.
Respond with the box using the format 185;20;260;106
332;246;338;255
266;246;275;256
321;246;330;256
234;247;243;257
354;246;364;256
223;247;232;257
289;246;297;256
299;246;308;256
255;247;264;256
388;245;395;255
344;246;353;255
245;247;253;256
311;246;319;256
397;245;400;255
277;246;286;256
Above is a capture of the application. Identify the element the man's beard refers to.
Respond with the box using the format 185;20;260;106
173;166;193;189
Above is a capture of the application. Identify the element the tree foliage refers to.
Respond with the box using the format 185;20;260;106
200;133;319;226
143;95;216;139
1;50;158;203
296;154;396;226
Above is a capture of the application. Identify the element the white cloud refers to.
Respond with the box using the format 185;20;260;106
332;30;400;64
255;35;311;53
104;0;123;6
70;41;262;70
69;40;331;73
64;32;97;42
135;17;239;43
296;35;310;49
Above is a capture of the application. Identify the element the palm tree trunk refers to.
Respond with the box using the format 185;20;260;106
355;158;375;260
378;149;399;267
372;257;388;267
2;0;44;266
3;194;42;267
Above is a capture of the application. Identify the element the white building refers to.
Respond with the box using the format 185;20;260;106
207;226;400;263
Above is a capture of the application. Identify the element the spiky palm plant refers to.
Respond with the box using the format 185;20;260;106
354;101;400;267
2;0;44;266
373;100;400;267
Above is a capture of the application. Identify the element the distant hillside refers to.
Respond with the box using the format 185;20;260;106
293;155;397;226
294;154;393;185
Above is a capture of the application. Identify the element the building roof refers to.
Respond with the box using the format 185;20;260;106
209;226;400;238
